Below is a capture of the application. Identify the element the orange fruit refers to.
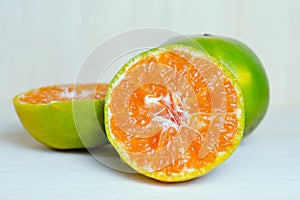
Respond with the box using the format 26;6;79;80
166;34;269;136
13;83;108;149
105;44;244;182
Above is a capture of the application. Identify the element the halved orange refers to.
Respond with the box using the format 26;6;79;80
13;83;108;149
105;44;244;182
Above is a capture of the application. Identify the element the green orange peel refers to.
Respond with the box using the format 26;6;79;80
166;34;269;136
13;84;108;149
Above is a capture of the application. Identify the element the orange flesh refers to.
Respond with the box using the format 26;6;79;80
109;49;240;178
18;84;109;104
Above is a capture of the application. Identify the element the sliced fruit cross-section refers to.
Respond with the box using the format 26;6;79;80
13;83;108;149
105;44;244;182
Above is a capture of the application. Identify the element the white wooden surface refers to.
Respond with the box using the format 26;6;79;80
1;103;300;200
0;0;300;107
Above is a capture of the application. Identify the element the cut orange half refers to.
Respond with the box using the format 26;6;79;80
13;83;108;149
105;44;244;182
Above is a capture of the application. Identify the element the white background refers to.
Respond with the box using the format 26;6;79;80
0;0;300;107
0;1;300;200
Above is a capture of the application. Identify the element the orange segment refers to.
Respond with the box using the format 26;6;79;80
105;44;244;182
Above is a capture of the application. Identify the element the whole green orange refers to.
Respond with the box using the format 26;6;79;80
166;34;269;136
